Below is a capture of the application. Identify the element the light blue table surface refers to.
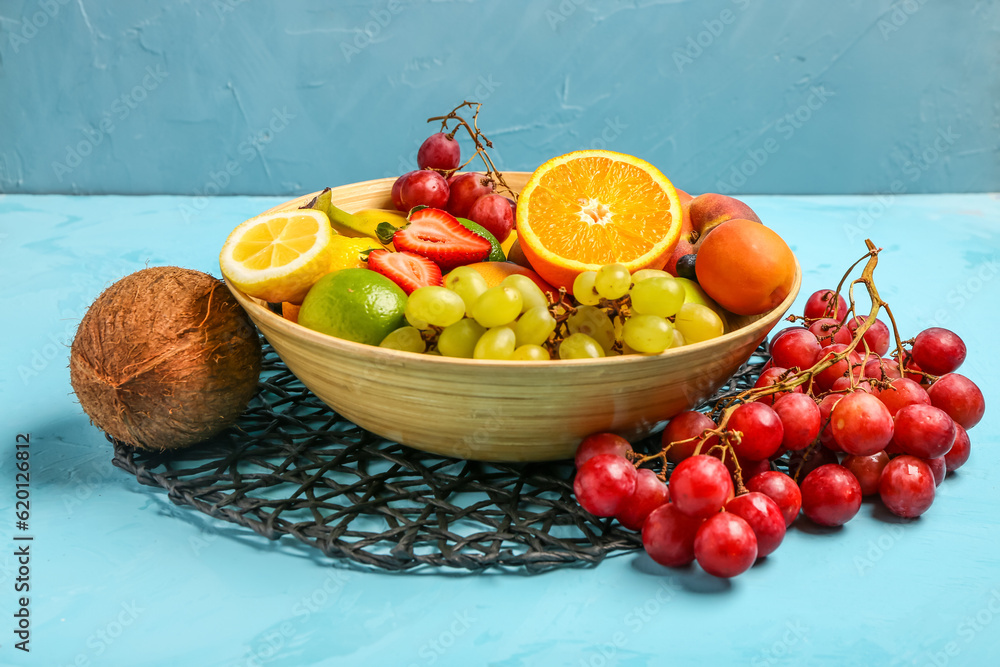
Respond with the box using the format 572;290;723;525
1;193;998;667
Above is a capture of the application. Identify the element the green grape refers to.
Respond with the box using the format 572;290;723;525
631;268;671;285
473;326;516;360
438;319;486;358
630;276;685;318
444;266;489;317
674;302;725;343
405;310;429;330
558;333;606;359
501;274;548;312
670;327;686;349
472;286;523;328
622;314;673;354
379;326;426;353
510;344;551;361
572;271;601;306
514;306;557;347
406;286;466;328
567;305;617;354
594;263;631;300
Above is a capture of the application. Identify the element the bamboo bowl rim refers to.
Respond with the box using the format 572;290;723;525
226;177;802;369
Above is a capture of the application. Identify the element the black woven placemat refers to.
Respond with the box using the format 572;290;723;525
111;341;767;573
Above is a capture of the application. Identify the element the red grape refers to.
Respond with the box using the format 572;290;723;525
878;455;935;518
865;356;903;381
804;289;847;320
874;378;930;416
830;376;873;393
830;391;894;456
391;172;410;210
892;404;956;459
770;328;822;370
924;456;946;486
943;424;971;472
770;326;802;346
927;373;985;429
788;447;840;479
772;393;821;451
800;464;862;526
416;132;461;171
467;193;515;243
813;344;862;391
725;492;786;557
911;327;967;375
662;411;718;463
669;455;734;519
753;366;803;406
727;402;784;461
616;468;670;531
809;318;852;347
902;356;926;383
445;172;495;218
642;502;704;567
575;432;633;468
395;170;449;211
735;456;772;482
573;454;637;517
694;513;758;578
817;394;843;449
746;471;802;527
845;316;891;356
842;450;889;496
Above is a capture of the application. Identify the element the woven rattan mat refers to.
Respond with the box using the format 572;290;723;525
111;341;767;572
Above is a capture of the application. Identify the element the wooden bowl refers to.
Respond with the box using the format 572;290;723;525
225;174;801;462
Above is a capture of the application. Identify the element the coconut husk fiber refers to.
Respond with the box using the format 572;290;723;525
70;266;262;450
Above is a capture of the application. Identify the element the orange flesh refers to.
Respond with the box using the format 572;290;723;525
530;157;676;263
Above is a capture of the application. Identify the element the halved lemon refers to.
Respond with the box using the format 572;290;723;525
516;150;684;290
220;209;334;304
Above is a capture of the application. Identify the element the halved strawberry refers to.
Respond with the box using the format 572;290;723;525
393;208;491;271
367;249;442;295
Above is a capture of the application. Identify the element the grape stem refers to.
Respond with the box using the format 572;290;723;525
426;101;518;201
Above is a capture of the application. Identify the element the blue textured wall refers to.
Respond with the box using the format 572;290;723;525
1;0;997;196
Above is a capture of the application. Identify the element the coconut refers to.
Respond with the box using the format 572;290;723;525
70;266;262;450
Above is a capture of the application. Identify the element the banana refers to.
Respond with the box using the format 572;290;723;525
301;188;408;249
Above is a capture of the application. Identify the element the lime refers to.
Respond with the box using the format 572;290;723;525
298;269;407;345
458;218;506;262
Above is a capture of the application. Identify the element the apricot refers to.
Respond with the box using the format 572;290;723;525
695;219;796;316
689;193;761;240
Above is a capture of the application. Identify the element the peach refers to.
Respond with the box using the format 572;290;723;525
664;190;696;276
689;193;761;240
695;219;796;316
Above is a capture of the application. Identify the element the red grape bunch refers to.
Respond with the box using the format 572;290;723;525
391;101;516;244
571;241;985;578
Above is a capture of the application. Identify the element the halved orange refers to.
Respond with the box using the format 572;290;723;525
516;150;684;290
220;209;334;304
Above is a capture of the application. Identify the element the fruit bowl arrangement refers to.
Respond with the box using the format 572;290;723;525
219;104;803;461
224;175;800;461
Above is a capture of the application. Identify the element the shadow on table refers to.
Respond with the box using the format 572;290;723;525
628;552;733;594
